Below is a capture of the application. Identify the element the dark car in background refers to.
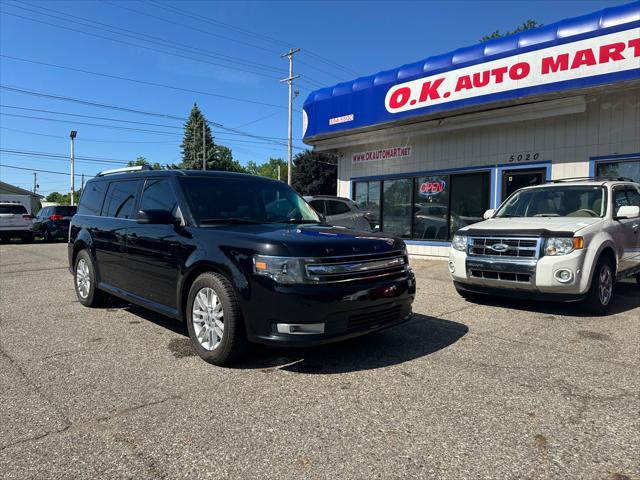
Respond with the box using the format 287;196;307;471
33;205;77;242
304;195;375;231
69;167;415;365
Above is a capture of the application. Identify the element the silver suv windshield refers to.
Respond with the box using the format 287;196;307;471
495;185;606;218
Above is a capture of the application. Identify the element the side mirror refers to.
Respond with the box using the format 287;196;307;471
136;209;178;225
317;212;326;224
483;209;495;220
615;205;640;219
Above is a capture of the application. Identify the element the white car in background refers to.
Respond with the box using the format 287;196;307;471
449;180;640;314
305;195;374;231
0;201;34;243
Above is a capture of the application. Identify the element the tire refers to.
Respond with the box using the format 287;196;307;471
582;256;615;315
21;232;33;244
43;227;52;243
185;272;249;366
74;250;108;307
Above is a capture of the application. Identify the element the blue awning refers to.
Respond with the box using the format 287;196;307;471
303;1;640;143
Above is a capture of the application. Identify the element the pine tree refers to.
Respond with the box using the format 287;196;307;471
179;104;244;172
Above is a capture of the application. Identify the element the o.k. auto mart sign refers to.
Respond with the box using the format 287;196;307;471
301;3;640;142
385;29;640;114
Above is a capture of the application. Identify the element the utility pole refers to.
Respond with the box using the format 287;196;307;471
81;173;85;192
280;48;300;186
202;120;206;171
277;164;281;181
32;172;38;194
69;130;77;206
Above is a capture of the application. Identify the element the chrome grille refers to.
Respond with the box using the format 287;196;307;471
305;252;408;283
468;237;540;258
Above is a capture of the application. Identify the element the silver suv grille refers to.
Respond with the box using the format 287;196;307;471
305;252;408;283
468;237;540;259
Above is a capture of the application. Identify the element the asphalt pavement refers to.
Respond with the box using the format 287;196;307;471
1;242;638;479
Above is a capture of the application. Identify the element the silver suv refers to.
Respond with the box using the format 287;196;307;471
0;202;33;243
449;180;640;313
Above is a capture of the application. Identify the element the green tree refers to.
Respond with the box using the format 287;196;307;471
246;157;287;180
179;104;244;172
45;190;81;205
480;19;542;42
127;156;164;170
291;150;337;195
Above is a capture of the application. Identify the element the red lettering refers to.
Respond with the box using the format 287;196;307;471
599;42;626;63
491;66;508;83
541;54;569;74
629;38;640;57
418;77;445;102
455;75;473;92
472;71;490;88
389;87;411;109
571;48;597;69
509;62;530;80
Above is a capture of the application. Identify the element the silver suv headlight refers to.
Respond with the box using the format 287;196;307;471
253;255;306;284
451;234;468;252
544;237;584;256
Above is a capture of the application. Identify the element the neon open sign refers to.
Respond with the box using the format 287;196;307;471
419;180;446;196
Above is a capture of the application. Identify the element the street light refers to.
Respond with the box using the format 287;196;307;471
70;130;77;206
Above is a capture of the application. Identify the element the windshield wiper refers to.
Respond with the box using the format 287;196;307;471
271;219;319;224
199;218;261;224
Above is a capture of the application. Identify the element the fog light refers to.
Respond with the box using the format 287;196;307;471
448;261;456;273
554;269;573;283
276;323;325;335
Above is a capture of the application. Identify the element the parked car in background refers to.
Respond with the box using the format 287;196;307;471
33;205;77;242
70;167;415;365
0;201;33;243
449;179;640;314
304;195;374;231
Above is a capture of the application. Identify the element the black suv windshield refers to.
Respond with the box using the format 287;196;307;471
179;176;320;225
495;186;606;218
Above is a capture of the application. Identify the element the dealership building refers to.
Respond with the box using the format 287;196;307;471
302;1;640;258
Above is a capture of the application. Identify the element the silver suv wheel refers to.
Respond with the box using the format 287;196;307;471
191;287;224;351
598;264;613;306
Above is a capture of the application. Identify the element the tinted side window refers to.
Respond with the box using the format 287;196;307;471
327;200;350;215
613;188;630;215
140;179;178;214
78;181;107;216
102;181;140;219
54;206;77;216
39;207;49;219
309;200;326;215
624;187;640;207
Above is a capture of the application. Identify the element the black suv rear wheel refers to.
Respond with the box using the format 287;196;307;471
186;272;248;365
74;250;108;307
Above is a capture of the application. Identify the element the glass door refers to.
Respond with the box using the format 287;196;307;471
501;168;545;202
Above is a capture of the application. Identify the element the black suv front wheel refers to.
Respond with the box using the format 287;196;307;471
186;272;248;365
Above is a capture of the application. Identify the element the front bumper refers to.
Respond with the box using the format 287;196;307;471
449;247;589;295
243;272;416;347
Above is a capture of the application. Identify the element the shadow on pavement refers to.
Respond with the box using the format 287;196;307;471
232;314;468;374
461;280;639;316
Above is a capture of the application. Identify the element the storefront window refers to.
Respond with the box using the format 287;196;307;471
449;172;490;236
413;176;449;240
382;179;412;238
596;160;640;183
354;181;381;228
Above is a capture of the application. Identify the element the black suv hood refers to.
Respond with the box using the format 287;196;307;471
193;223;404;257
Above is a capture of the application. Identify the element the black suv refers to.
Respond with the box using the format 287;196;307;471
69;167;415;365
33;205;77;242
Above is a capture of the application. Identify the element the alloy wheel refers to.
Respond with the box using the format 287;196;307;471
598;265;613;306
192;287;224;351
76;259;90;299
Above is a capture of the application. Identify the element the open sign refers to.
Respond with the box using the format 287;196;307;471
419;180;446;196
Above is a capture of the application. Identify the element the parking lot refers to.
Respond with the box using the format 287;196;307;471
0;242;638;479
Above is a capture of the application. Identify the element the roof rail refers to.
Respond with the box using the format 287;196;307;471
547;176;596;183
96;165;151;177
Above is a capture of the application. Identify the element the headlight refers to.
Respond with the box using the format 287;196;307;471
253;255;306;284
545;237;584;256
451;234;468;252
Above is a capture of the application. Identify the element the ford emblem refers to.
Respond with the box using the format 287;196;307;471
490;243;509;252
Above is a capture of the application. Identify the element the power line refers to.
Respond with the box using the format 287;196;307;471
0;163;92;177
0;54;293;111
0;8;286;83
0;127;176;144
1;148;133;165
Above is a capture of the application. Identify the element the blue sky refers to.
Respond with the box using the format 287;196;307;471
0;0;629;196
